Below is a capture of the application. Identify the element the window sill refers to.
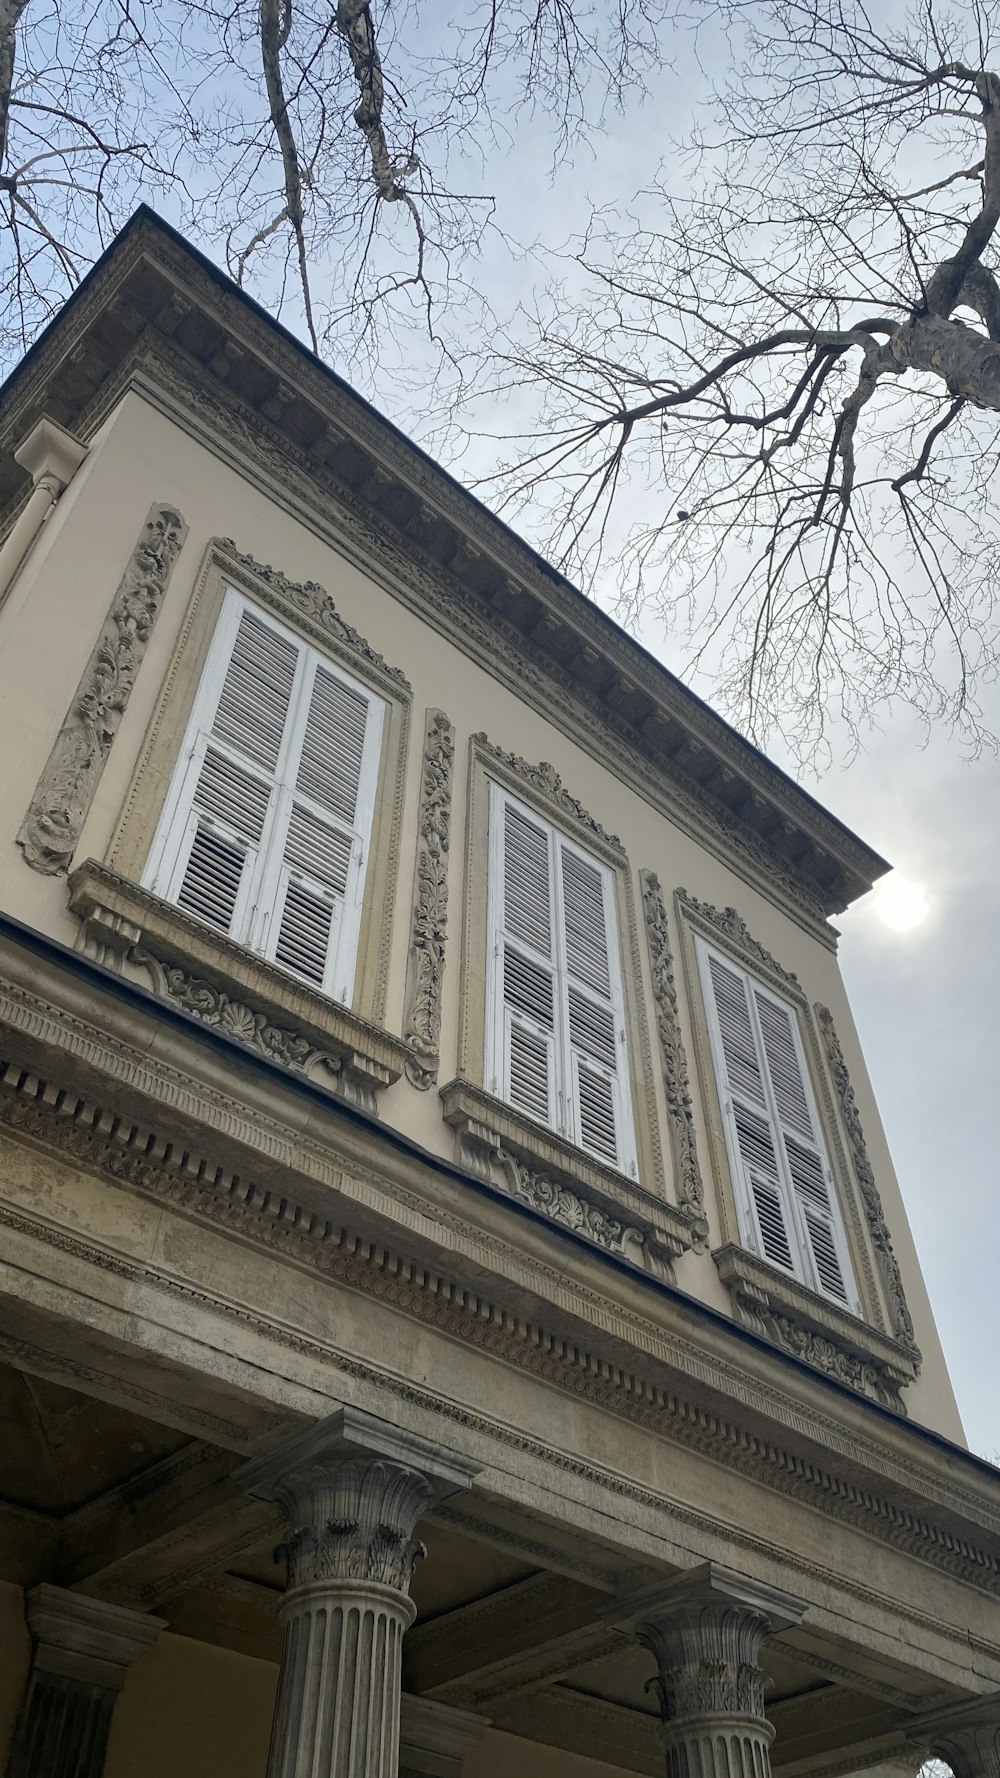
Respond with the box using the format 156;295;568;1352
439;1076;707;1279
68;860;410;1115
713;1243;920;1411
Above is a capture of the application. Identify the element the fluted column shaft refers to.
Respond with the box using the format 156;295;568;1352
5;1586;164;1778
238;1407;478;1778
601;1565;807;1778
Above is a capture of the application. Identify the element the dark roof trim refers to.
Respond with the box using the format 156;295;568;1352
1;904;984;1487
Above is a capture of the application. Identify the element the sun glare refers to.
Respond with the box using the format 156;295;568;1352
873;874;930;933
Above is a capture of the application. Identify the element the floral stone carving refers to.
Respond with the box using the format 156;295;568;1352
471;732;623;852
403;710;455;1088
816;1004;919;1352
17;503;188;875
497;1150;646;1265
640;871;704;1209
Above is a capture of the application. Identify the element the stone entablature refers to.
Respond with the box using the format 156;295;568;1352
0;930;993;1594
68;859;410;1116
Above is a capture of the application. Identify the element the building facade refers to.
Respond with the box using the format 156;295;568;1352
0;208;997;1778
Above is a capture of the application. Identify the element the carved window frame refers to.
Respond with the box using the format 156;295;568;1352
104;538;411;1024
674;889;891;1333
453;732;667;1203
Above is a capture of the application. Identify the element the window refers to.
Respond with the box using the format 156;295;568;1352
485;782;637;1174
144;587;384;1004
696;935;860;1311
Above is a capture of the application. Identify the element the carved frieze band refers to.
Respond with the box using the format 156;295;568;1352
640;872;704;1210
403;710;455;1089
816;1004;919;1352
471;731;624;854
17;502;188;875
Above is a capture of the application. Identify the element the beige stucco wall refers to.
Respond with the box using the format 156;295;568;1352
0;387;962;1440
105;1632;277;1778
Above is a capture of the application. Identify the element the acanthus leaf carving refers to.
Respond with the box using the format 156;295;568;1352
471;732;624;853
497;1148;646;1264
17;502;188;875
816;1004;919;1353
402;709;454;1089
640;870;704;1212
212;539;411;694
675;888;801;992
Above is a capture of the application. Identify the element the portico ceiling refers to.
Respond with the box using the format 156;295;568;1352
0;1359;961;1778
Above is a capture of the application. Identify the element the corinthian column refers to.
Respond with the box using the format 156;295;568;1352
601;1564;807;1778
237;1407;479;1778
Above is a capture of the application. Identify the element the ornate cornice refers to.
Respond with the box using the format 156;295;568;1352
471;732;624;855
0;211;888;920
67;860;409;1114
2;1063;1000;1606
16;502;188;875
816;1005;918;1352
403;710;454;1089
640;871;704;1210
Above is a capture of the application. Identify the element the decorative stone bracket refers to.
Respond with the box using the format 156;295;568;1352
68;859;411;1116
714;1244;919;1411
439;1076;707;1279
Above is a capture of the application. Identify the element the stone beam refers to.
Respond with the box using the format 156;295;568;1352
403;1572;611;1701
52;1443;278;1606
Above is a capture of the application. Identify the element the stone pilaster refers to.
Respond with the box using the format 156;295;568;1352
238;1407;479;1778
601;1564;807;1778
399;1694;492;1777
908;1695;1000;1778
6;1585;165;1778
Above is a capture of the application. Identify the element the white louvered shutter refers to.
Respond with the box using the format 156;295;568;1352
259;659;382;1000
560;843;625;1168
490;793;558;1128
753;990;855;1306
150;599;298;938
486;786;637;1174
698;939;858;1308
146;589;383;1005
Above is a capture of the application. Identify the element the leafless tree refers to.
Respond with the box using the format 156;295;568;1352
0;0;672;365
479;0;1000;760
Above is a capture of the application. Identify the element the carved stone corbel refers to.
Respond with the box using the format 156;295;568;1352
403;710;455;1089
17;502;188;875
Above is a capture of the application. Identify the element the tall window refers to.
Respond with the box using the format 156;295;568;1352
144;588;384;1004
485;783;637;1174
696;936;859;1310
